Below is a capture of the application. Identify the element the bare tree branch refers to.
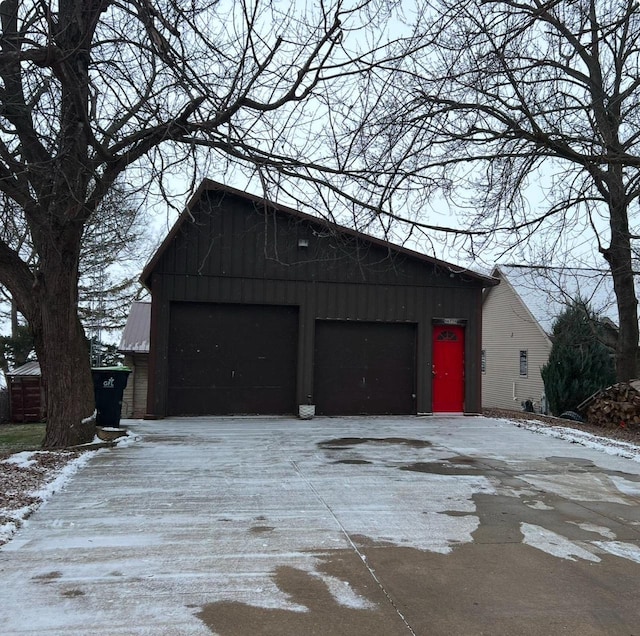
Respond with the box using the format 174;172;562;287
0;0;413;446
346;0;640;379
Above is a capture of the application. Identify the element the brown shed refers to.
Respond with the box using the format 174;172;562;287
141;180;497;418
8;361;46;423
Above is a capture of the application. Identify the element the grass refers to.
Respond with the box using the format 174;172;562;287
0;423;46;453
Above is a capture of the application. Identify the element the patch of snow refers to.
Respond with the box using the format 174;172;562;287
523;500;554;511
608;475;640;497
593;541;640;563
310;572;377;610
520;523;600;562
0;504;34;545
510;419;640;462
81;409;97;424
566;521;616;539
520;473;630;504
113;430;141;447
2;451;38;468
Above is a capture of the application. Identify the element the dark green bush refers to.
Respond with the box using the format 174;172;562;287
541;300;616;415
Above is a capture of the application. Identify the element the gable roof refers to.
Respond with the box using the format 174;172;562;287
491;265;617;334
141;179;498;290
118;301;151;353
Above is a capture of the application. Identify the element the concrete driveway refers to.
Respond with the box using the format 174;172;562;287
1;415;640;635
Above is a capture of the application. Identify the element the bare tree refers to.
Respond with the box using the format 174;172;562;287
349;0;640;380
0;0;405;447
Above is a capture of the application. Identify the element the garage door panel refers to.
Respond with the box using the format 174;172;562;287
314;321;416;415
168;386;292;415
168;303;298;415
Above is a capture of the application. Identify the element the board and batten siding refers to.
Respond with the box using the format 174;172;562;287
143;182;494;417
482;272;551;412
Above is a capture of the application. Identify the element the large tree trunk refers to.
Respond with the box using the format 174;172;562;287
608;259;638;382
35;308;95;449
604;196;639;382
26;228;96;448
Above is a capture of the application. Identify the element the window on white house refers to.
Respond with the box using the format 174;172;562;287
519;350;528;376
481;349;486;373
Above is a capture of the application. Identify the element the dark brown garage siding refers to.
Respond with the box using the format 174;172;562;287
314;321;416;415
167;302;298;415
143;183;495;417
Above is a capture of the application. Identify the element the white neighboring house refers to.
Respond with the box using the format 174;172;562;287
482;265;617;413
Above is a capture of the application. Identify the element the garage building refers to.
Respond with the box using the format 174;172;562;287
141;180;497;418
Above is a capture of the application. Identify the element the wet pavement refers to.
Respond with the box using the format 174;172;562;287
1;415;640;635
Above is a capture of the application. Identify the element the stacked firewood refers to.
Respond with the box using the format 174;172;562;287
579;381;640;430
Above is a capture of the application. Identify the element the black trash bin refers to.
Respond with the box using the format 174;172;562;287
92;367;130;428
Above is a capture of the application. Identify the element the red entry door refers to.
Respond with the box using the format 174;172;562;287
432;324;465;412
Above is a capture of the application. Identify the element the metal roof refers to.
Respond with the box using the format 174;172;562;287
8;360;41;377
492;265;617;334
118;301;151;353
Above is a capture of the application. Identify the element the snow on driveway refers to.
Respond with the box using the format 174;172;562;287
0;415;639;635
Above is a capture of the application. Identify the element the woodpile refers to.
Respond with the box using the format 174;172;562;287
578;381;640;430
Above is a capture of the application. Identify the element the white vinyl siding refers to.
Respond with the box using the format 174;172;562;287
482;273;551;412
121;353;149;418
